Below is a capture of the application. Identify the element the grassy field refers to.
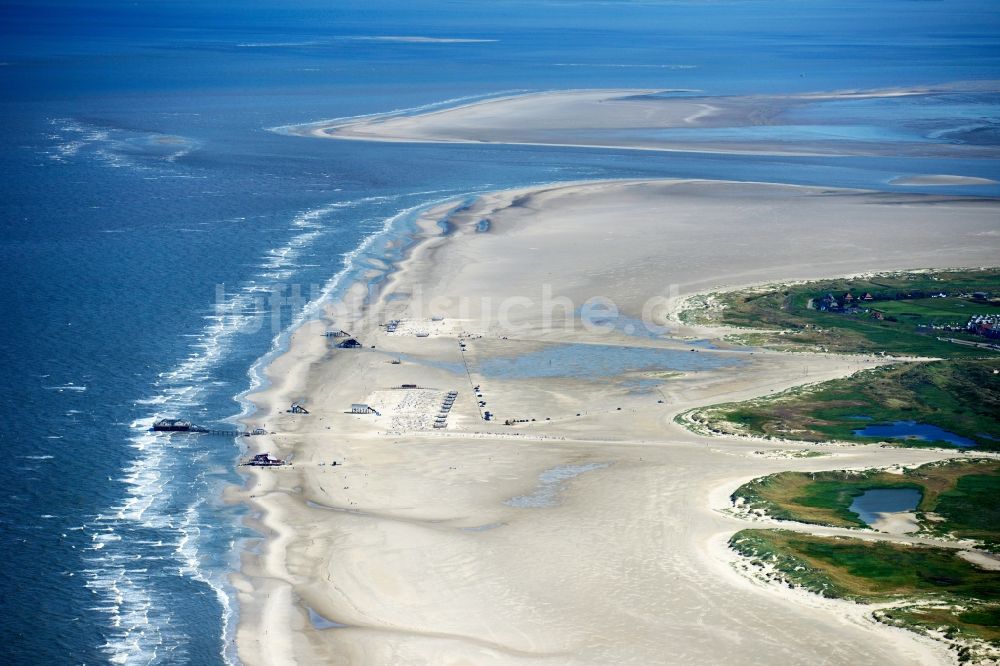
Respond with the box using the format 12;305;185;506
693;357;1000;450
685;268;1000;358
731;529;1000;646
732;459;1000;549
936;473;1000;551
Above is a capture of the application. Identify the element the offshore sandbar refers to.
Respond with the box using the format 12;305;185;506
288;84;1000;159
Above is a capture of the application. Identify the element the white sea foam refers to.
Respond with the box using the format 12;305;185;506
236;188;479;426
82;186;501;665
81;191;451;665
82;557;163;664
42;118;200;171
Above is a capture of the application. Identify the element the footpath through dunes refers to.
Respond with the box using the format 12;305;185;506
233;179;1000;666
295;85;1000;159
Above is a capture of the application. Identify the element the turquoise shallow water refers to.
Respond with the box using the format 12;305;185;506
3;1;999;663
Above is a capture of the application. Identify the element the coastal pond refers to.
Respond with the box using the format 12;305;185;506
849;488;922;528
852;420;977;448
475;342;741;380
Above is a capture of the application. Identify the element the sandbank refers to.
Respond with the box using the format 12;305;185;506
287;86;1000;158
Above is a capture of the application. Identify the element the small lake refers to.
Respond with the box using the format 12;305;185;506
849;488;922;527
852;420;977;448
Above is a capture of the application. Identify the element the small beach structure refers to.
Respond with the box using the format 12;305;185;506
337;338;362;349
430;390;458;428
242;452;286;467
151;418;209;433
351;403;380;415
289;402;309;414
385;320;400;333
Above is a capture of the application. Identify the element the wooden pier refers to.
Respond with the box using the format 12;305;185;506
150;419;266;437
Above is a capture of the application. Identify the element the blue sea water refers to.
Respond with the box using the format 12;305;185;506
2;1;999;663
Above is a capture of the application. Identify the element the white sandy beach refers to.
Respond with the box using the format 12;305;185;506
233;179;1000;665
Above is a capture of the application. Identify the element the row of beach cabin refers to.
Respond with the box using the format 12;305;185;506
435;391;458;428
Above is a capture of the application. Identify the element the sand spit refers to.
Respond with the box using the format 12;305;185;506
289;86;1000;158
234;179;999;665
891;175;1000;186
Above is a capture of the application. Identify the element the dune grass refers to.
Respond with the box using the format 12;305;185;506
731;529;1000;643
732;459;1000;548
697;358;1000;450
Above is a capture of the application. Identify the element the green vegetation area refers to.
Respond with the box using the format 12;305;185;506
689;268;1000;357
694;357;1000;450
730;529;1000;647
680;269;1000;450
707;270;1000;657
732;459;1000;550
936;472;1000;551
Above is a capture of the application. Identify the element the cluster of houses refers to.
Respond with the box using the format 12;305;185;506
814;289;995;313
815;287;1000;339
815;291;877;313
966;314;1000;339
815;289;996;323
